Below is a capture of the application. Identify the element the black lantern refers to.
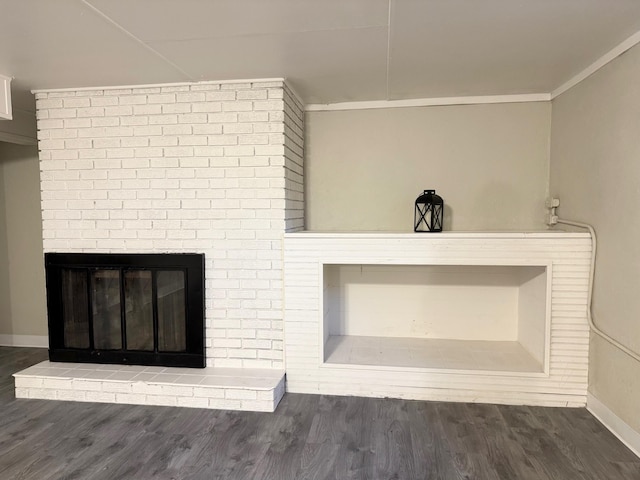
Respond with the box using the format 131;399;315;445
414;190;443;232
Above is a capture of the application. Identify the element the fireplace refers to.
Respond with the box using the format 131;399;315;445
34;80;304;372
45;253;205;368
24;80;302;412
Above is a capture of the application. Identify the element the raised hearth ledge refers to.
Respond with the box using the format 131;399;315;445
14;362;285;412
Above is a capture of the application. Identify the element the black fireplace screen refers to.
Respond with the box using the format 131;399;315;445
45;253;205;368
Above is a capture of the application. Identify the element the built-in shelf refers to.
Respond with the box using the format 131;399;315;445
283;231;592;407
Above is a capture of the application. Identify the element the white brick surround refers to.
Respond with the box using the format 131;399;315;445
35;79;304;370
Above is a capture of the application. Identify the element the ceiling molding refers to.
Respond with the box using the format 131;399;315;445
0;107;37;144
551;30;640;99
3;2;640;107
0;132;37;146
307;26;640;111
32;78;286;94
13;106;36;115
22;19;640;109
305;94;551;112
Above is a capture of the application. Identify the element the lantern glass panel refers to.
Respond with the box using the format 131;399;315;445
414;190;443;232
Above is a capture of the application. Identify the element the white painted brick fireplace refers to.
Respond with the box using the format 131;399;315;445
15;79;304;411
36;79;303;369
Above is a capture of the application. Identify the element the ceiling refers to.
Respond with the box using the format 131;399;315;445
2;0;640;111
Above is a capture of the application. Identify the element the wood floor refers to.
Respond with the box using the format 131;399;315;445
1;347;639;480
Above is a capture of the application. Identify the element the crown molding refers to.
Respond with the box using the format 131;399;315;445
306;94;551;112
552;30;640;99
26;28;640;108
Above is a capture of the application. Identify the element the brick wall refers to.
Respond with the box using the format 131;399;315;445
35;79;304;369
283;85;304;232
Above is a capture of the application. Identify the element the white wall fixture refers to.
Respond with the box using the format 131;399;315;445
0;74;12;120
284;232;592;407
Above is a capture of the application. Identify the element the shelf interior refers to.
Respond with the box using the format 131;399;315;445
324;335;544;373
322;264;549;372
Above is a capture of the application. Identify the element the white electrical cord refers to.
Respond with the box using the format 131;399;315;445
556;218;640;363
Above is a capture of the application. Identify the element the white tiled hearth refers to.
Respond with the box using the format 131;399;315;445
15;361;285;412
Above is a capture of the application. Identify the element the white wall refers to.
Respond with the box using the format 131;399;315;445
305;102;551;231
325;264;524;341
550;43;640;432
0;142;47;337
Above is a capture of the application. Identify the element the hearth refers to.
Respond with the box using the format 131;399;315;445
45;253;205;368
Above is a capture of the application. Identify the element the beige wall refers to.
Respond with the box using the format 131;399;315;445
305;102;551;231
550;44;640;431
0;108;37;145
0;160;10;330
0;142;47;337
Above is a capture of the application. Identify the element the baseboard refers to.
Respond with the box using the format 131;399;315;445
0;334;49;348
587;392;640;458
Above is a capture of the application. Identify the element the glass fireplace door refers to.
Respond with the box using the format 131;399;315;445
46;253;205;368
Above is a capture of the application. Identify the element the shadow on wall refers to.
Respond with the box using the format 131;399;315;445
443;204;454;231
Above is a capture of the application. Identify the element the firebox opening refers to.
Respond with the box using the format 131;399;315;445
45;253;205;368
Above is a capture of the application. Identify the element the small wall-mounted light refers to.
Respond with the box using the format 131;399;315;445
414;190;443;232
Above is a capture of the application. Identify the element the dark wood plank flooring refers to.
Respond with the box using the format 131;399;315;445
1;346;638;479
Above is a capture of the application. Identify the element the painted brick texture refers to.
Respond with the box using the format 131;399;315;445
36;80;305;368
14;360;286;412
283;84;304;232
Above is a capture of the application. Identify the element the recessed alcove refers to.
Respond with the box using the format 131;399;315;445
322;264;549;373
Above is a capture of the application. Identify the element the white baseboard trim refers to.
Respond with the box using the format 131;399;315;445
587;392;640;458
0;334;49;348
